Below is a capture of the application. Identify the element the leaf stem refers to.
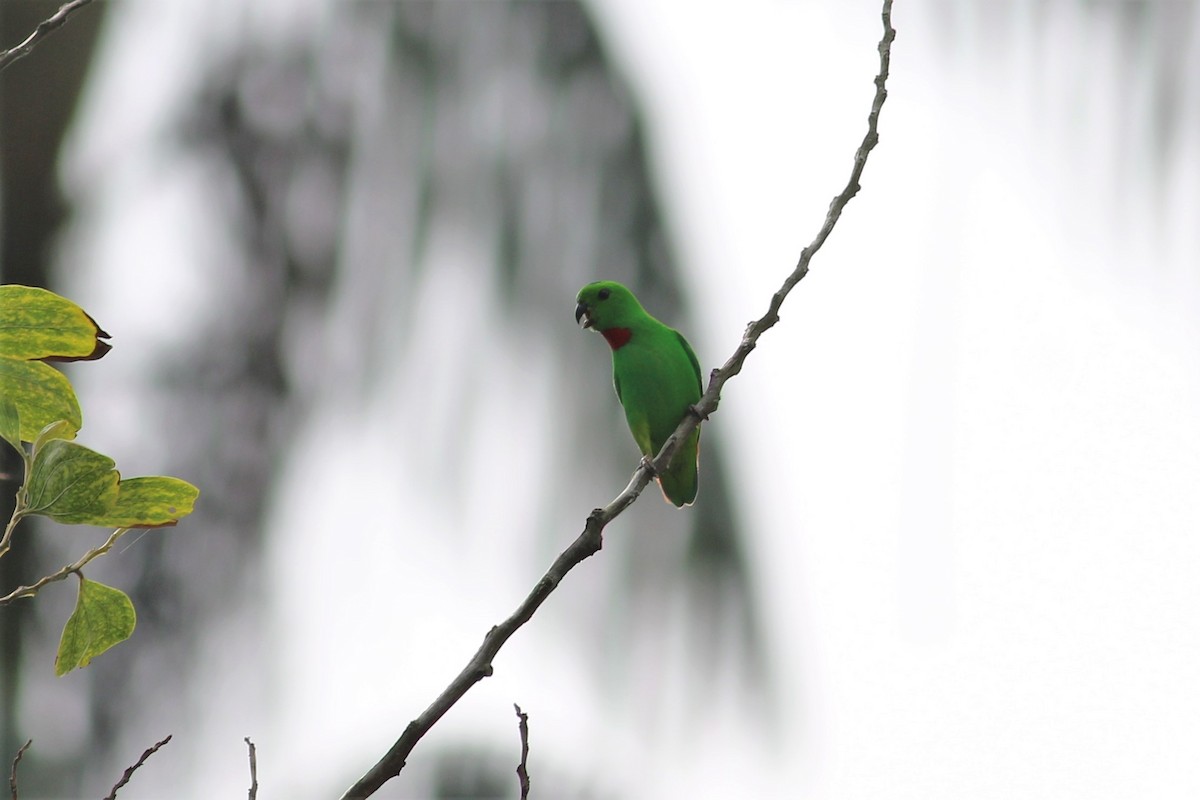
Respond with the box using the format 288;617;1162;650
0;494;28;562
0;527;131;606
0;440;34;561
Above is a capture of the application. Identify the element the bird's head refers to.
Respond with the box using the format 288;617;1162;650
574;281;644;332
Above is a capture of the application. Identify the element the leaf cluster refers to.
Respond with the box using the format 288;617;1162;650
0;285;198;674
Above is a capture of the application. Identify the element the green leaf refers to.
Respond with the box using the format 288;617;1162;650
0;285;111;362
55;577;136;675
25;440;119;524
0;398;20;457
89;476;199;528
0;357;81;443
32;419;77;455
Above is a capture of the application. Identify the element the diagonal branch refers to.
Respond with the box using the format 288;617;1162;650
341;513;606;799
341;2;894;797
0;0;96;73
640;0;896;484
102;735;172;800
0;527;131;606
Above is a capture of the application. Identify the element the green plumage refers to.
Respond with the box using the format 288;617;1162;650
575;281;702;507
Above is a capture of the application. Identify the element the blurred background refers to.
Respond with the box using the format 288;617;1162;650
1;0;1198;797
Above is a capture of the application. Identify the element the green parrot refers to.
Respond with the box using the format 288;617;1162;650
575;280;702;507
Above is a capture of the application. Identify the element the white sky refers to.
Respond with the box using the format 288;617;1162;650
590;0;1200;797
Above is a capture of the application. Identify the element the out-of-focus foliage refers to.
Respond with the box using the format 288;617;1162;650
7;0;763;795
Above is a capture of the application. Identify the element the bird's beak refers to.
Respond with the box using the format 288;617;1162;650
575;302;593;329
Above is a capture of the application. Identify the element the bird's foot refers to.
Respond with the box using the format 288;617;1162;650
639;455;659;476
687;403;710;421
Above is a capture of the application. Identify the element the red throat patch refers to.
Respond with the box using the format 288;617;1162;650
601;327;632;350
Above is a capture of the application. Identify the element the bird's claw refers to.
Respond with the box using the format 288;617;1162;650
688;403;710;421
639;455;658;476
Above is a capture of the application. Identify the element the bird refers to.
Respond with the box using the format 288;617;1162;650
575;280;702;507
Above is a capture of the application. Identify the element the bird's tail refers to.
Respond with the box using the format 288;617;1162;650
657;428;700;507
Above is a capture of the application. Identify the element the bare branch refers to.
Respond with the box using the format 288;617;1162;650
514;704;531;800
0;527;132;606
102;735;172;800
244;738;259;800
341;518;604;798
646;0;896;482
9;740;31;800
341;2;895;796
0;0;96;73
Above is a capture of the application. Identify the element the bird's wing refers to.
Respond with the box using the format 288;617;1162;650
675;329;703;395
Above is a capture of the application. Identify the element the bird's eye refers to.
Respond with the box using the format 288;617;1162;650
598;288;611;300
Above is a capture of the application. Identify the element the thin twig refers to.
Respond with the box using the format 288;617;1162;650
244;737;258;800
0;447;32;561
9;740;31;800
102;735;172;800
0;0;96;72
341;3;895;797
0;527;131;606
0;503;27;561
341;517;604;798
514;704;531;800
